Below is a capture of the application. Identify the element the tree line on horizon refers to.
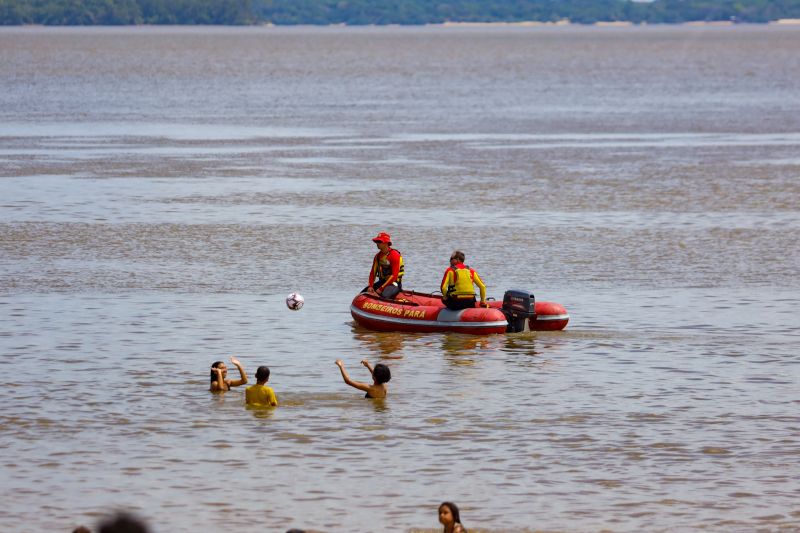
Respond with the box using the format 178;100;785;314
2;0;799;26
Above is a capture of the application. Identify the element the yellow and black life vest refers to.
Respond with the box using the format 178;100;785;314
376;249;404;283
445;266;476;300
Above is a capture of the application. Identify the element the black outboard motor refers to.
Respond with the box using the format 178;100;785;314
501;289;536;333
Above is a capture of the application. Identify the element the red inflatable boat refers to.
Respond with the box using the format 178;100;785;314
350;289;569;335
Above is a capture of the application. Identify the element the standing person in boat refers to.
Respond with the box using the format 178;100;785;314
335;358;390;399
366;231;404;299
209;356;248;392
440;250;488;311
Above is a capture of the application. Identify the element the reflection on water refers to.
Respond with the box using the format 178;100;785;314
440;333;494;356
1;25;799;533
353;328;408;357
245;405;277;419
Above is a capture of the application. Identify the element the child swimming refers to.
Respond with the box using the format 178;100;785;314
209;356;248;392
245;366;278;407
438;502;466;533
335;358;390;399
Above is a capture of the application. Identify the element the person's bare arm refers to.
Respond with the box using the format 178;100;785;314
361;359;374;375
228;356;248;387
336;359;371;393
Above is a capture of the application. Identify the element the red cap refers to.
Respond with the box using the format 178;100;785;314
372;232;392;244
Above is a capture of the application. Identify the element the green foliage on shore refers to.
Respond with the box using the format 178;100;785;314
2;0;799;25
0;0;256;25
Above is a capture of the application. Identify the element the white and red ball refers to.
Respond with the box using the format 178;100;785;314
286;292;304;311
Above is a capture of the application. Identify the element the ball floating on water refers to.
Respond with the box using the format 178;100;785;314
286;292;304;311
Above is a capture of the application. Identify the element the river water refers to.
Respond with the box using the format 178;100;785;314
1;24;799;532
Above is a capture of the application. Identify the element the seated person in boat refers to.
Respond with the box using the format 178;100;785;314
366;231;404;299
245;366;278;407
440;250;488;311
335;358;390;399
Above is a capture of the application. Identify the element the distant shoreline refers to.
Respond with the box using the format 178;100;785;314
435;18;800;27
3;0;799;27
4;19;800;29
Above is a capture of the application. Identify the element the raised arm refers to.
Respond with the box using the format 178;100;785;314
228;356;248;387
210;367;226;392
336;359;371;394
361;359;374;375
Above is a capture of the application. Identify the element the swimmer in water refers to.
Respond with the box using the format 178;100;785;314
210;356;248;392
438;502;466;533
335;358;390;399
245;366;278;407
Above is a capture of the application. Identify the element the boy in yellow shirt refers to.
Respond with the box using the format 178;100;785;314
245;366;278;407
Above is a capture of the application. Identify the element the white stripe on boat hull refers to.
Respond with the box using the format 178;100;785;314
533;314;570;321
351;305;507;329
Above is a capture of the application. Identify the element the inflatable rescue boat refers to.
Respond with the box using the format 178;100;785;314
350;289;569;335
